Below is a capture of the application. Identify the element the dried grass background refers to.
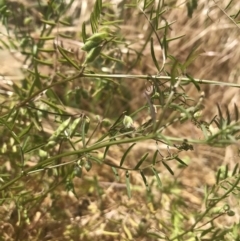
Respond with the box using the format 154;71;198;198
0;0;240;240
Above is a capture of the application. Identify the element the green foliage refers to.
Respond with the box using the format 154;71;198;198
187;0;198;18
0;0;240;240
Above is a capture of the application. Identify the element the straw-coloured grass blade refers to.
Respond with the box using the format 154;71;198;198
125;171;131;199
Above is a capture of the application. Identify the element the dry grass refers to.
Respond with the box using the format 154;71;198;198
1;0;240;240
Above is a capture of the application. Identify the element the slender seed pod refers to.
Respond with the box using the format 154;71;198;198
86;32;108;42
83;45;102;66
81;32;108;52
81;40;102;52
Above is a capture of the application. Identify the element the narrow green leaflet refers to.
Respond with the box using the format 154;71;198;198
175;157;188;167
151;167;162;188
58;33;73;39
185;74;200;92
152;150;158;165
41;99;65;114
143;0;154;10
216;104;225;128
201;123;209;139
226;106;231;125
40;19;56;26
162;161;174;175
234;103;239;121
162;26;168;63
21;136;30;151
90;0;102;33
81;116;88;148
101;53;123;64
140;170;149;191
59;19;71;26
150;37;160;72
224;164;229;179
110;112;126;130
170;103;191;119
134;153;149;170
182;42;201;70
120;143;136;167
38;48;55;53
82;21;87;43
34;57;53;67
24;143;46;154
57;45;80;70
18;123;33;138
102;20;123;25
169;56;179;86
0;118;20;144
166;34;185;43
88;155;102;164
216;168;222;184
201;227;215;238
112;167;119;181
38;36;55;40
232;163;239;176
81;116;90;147
103;145;110;160
157;20;175;30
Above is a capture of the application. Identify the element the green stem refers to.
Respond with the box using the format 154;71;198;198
0;132;208;192
82;73;240;88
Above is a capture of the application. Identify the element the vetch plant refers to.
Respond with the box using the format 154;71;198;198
0;0;240;240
